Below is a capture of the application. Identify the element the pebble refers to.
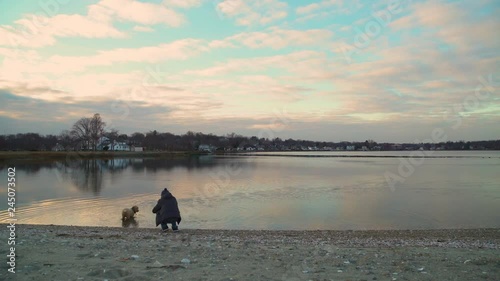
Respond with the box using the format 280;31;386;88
181;258;191;264
151;261;163;268
130;255;139;260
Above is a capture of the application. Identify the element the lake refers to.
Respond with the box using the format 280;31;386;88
1;151;499;230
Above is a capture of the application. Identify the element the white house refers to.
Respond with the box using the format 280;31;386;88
198;144;215;152
131;146;144;152
112;142;130;151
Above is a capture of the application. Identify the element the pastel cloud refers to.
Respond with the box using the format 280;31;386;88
295;0;362;22
162;0;203;8
1;39;209;76
133;25;154;32
0;13;125;48
221;27;333;49
216;0;288;26
0;0;193;48
90;0;185;27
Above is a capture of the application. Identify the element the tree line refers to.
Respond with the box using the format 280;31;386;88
0;113;499;151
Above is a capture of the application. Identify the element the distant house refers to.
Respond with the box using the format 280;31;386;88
131;146;143;152
198;144;215;152
112;142;130;151
97;136;111;150
346;145;355;151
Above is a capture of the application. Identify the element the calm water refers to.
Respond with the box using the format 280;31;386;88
1;151;499;230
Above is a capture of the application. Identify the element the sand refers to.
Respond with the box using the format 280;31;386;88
1;224;499;281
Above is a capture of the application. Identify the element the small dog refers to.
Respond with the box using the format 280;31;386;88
122;206;139;221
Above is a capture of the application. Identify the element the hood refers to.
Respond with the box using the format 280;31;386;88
161;188;173;199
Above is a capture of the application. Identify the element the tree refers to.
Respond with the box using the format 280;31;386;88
71;117;92;150
89;113;106;151
71;113;106;151
58;130;75;150
130;132;145;146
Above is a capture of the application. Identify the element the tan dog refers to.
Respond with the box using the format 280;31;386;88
122;206;139;221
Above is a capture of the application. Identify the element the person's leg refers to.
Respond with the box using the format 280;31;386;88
161;222;169;231
171;221;178;231
167;218;178;231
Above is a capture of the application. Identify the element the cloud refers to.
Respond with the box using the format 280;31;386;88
185;50;332;77
296;2;322;15
0;39;209;76
162;0;203;8
221;27;333;49
216;0;288;26
133;25;154;32
0;89;175;134
91;0;185;27
0;0;190;48
295;0;362;22
0;13;126;48
389;0;499;55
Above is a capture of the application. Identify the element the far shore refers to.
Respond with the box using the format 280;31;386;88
1;224;499;280
0;150;208;161
1;149;498;162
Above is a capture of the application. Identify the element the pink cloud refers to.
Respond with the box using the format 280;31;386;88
162;0;203;9
0;13;125;48
93;0;185;27
224;28;333;49
217;0;288;26
0;0;189;48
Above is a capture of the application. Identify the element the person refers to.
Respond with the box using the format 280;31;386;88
152;188;182;232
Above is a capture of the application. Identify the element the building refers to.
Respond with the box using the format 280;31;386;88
112;142;130;151
198;144;215;152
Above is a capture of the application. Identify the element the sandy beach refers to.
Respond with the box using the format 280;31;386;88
1;224;499;281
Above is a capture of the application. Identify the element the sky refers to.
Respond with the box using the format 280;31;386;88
0;0;498;142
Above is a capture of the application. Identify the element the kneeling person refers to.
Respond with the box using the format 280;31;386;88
152;188;182;232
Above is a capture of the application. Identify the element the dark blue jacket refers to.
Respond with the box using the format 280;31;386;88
152;188;181;226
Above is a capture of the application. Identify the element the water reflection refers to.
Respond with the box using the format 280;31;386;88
0;152;499;230
56;159;104;195
2;156;226;195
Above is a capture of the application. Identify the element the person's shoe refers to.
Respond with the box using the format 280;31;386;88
162;228;169;232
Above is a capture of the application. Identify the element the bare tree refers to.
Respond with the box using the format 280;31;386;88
70;114;106;151
89;113;106;151
71;117;92;150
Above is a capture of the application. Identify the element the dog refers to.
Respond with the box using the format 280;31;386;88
122;206;139;221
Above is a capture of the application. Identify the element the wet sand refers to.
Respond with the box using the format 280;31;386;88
1;224;499;281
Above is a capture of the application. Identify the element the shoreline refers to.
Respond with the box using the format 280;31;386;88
1;150;498;162
0;151;207;161
5;224;500;248
2;224;499;280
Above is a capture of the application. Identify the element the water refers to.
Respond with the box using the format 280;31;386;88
1;151;499;230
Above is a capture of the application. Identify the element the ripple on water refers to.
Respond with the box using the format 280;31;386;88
0;193;160;228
